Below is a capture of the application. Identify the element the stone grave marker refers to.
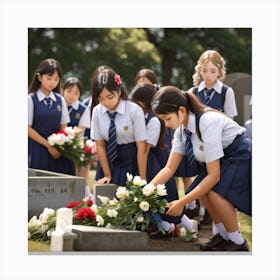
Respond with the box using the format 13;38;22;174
93;184;119;206
28;168;85;219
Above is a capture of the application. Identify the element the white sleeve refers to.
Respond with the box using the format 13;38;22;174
78;105;91;128
171;126;185;155
91;108;102;140
60;96;71;125
199;113;224;163
28;95;34;125
146;117;160;147
223;87;238;118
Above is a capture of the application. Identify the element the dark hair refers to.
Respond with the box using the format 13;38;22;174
62;77;83;93
130;83;156;114
135;69;158;85
91;68;129;102
151;86;206;115
130;83;166;151
28;58;62;94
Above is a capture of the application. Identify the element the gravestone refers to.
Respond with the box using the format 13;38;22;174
224;72;252;125
93;184;119;206
28;168;85;219
71;225;148;251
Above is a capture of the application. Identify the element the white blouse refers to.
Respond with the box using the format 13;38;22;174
172;111;245;163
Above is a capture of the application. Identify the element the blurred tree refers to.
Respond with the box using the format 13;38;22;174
28;28;251;98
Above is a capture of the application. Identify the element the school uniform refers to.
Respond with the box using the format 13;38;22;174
175;80;238;179
172;111;252;216
59;100;91;175
190;80;238;118
91;99;147;186
145;114;182;224
28;90;70;173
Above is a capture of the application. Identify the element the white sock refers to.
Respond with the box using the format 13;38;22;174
188;200;197;210
162;221;174;232
212;221;219;235
180;215;196;231
199;206;205;217
228;230;244;245
215;222;229;240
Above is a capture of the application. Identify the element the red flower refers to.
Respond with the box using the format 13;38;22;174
114;74;122;85
76;207;96;220
56;130;68;136
86;199;93;206
84;145;92;155
66;201;81;208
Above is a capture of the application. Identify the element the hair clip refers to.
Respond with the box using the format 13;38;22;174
114;74;122;85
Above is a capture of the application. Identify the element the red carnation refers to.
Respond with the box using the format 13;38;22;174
84;145;92;155
66;201;81;208
56;130;68;136
114;74;122;85
86;199;93;206
76;207;96;220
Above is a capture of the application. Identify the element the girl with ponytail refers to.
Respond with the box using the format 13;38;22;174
150;86;251;251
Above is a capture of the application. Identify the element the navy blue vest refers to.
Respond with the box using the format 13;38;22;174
193;85;228;112
68;103;87;127
31;92;62;138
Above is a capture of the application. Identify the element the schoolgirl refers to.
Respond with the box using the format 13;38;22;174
150;86;251;251
188;49;238;225
28;58;70;173
61;77;92;197
90;68;147;185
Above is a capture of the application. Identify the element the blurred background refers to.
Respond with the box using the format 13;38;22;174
28;28;252;124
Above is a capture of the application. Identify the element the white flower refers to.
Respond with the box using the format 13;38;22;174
136;215;144;222
90;204;98;213
105;223;112;229
126;173;133;182
109;198;119;205
85;139;95;147
116;187;129;200
97;195;110;205
107;209;118;218
96;215;104;226
139;201;150;212
133;176;147;186
156;184;167;196
142;184;156;196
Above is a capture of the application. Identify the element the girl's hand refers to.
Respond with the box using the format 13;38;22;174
166;199;185;216
96;176;111;184
47;146;61;159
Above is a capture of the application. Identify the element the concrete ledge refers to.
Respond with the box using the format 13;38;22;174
71;225;148;251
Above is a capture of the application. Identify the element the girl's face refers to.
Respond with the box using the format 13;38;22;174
62;85;81;105
200;61;220;88
39;70;60;95
98;88;120;111
158;107;186;130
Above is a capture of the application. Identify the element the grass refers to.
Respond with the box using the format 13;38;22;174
28;171;252;252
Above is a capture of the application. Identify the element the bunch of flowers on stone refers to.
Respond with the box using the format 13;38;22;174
47;126;97;167
28;174;168;242
28;208;56;242
93;174;168;231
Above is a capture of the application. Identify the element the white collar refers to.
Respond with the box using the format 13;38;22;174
37;89;57;102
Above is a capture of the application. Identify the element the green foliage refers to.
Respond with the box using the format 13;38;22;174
28;28;251;97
